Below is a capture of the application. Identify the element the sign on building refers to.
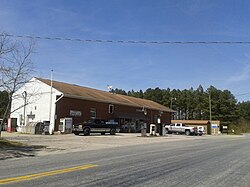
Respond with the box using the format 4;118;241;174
70;110;82;117
211;124;218;128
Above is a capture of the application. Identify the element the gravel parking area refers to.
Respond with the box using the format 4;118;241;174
0;131;242;159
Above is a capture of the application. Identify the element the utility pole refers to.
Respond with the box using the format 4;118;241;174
22;91;27;126
209;94;212;121
170;97;176;120
49;70;53;134
170;97;176;109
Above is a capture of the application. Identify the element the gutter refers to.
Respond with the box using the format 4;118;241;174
55;93;64;104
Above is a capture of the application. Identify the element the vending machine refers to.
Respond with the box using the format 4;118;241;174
59;118;73;134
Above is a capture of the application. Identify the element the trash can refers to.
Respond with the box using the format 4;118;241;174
43;121;50;135
162;124;166;136
159;123;162;135
141;123;147;137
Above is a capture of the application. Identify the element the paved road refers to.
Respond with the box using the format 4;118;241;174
0;135;249;187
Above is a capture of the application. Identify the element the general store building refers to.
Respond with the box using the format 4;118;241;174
10;77;174;134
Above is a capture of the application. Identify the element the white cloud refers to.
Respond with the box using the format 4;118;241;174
181;0;215;15
227;64;250;82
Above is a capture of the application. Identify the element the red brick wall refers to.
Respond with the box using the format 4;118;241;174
54;97;171;131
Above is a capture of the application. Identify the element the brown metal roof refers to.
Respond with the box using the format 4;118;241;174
172;120;220;125
36;77;174;112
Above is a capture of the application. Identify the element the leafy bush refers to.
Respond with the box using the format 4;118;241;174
228;119;250;134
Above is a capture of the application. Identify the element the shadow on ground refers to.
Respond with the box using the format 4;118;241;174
0;140;46;160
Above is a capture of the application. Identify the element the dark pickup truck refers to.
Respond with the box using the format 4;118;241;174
72;119;119;136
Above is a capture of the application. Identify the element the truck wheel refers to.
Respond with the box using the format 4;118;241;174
83;128;90;136
185;130;190;136
165;129;169;134
110;129;116;135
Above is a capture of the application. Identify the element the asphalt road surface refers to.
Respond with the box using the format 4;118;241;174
0;135;250;187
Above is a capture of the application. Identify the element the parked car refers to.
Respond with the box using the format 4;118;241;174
196;126;205;136
72;119;119;136
165;123;199;136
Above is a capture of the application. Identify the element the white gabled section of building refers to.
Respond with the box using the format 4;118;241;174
10;77;62;134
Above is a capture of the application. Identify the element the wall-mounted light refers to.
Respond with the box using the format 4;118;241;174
170;97;176;109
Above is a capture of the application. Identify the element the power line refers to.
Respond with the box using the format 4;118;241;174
235;92;250;96
2;33;250;45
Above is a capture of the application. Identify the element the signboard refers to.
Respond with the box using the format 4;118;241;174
70;110;82;117
27;114;35;119
211;124;218;129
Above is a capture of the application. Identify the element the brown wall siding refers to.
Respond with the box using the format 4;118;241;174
55;97;171;131
55;97;111;130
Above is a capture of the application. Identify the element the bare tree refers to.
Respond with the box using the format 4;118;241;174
0;32;34;136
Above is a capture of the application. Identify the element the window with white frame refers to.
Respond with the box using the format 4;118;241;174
109;104;114;114
90;108;96;119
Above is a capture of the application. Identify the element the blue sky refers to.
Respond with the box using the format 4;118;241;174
1;0;250;101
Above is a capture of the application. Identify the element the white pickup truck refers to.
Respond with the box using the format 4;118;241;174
165;123;198;136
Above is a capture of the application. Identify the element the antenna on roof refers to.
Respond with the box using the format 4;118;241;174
107;85;113;93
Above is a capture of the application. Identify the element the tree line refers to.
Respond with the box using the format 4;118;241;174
111;86;250;133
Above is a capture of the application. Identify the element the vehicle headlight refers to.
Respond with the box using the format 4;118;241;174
78;125;82;129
